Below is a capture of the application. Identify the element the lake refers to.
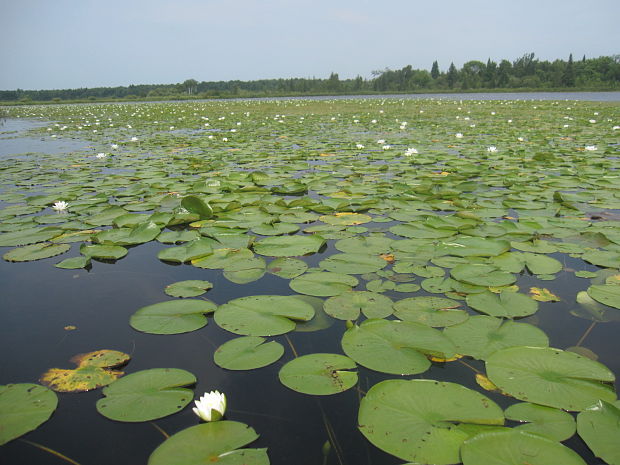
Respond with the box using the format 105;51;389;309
1;96;619;465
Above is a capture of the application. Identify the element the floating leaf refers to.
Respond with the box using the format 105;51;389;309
157;238;214;263
96;368;196;422
0;383;58;445
451;264;516;287
341;319;456;375
55;255;91;269
40;350;130;392
523;252;563;275
266;257;308;279
80;244;128;260
181;195;213;219
319;252;387;274
444;316;549;360
289;272;358;297
461;429;587;465
323;291;393;320
148;421;268;465
319;213;371;226
3;243;70;262
393;296;468;327
279;353;357;395
214;336;284;370
0;227;62;247
529;287;561;302
130;299;217;334
504;402;576;441
436;237;510;257
164;280;213;298
577;400;620;465
358;379;504;464
587;284;620;309
214;295;314;336
486;346;616;411
466;290;538;318
253;234;325;257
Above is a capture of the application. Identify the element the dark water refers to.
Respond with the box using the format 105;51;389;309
0;119;617;465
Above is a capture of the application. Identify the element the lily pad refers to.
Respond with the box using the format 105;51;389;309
577;400;620;465
214;295;315;336
148;421;268;465
341;319;456;375
461;429;587;465
278;353;357;395
323;291;393;320
80;244;128;260
253;234;325;257
444;316;549;360
3;243;70;262
40;350;130;392
319;252;387;274
0;383;58;445
436;237;511;257
130;299;217;334
55;255;91;269
157;238;214;263
486;346;616;411
358;379;504;464
504;402;576;441
96;368;196;422
587;284;620;309
214;336;284;370
466;290;539;318
451;264;516;287
393;296;469;327
181;195;213;219
289;272;359;297
266;257;308;279
164;280;213;298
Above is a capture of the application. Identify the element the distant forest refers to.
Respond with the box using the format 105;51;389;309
2;53;619;103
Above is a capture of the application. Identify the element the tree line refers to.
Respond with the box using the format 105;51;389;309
2;53;619;103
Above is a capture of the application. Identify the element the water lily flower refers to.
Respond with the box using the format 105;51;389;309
193;391;226;422
376;139;385;144
584;145;598;151
613;126;620;130
111;144;119;149
382;145;391;150
404;147;418;156
487;146;498;153
130;136;138;142
589;119;596;124
52;201;69;212
455;133;463;139
96;153;107;159
356;144;365;149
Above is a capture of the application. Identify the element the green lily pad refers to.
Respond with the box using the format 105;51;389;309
466;290;539;318
192;248;254;269
486;346;617;411
436;237;511;257
342;319;456;375
157;229;201;244
523;252;563;275
505;402;576;441
319;213;371;226
80;244;128;260
181;195;213;219
278;353;357;395
577;400;620;465
323;291;393;320
214;336;284;370
334;235;393;254
130;299;217;334
157;238;214;263
96;368;196;422
461;429;587;465
3;243;70;262
164;280;213;298
251;222;299;236
289;272;359;297
148;421;268;465
393;296;469;327
0;227;62;247
214;295;315;336
587;284;620;309
223;256;266;284
55;255;91;269
253;234;325;257
358;379;504;464
266;257;308;279
40;350;130;392
581;249;620;269
444;316;549;360
0;383;58;445
451;264;516;287
319;252;387;274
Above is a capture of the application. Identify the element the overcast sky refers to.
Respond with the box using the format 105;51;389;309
1;0;618;90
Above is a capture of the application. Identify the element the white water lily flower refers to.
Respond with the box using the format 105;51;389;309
382;145;391;150
589;119;596;124
613;126;620;130
584;145;598;151
111;144;119;150
96;153;107;159
52;201;69;212
131;136;138;142
455;133;463;138
376;139;385;144
404;147;418;156
487;146;498;153
356;144;365;149
193;391;226;422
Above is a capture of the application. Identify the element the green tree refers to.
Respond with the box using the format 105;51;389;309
183;79;198;95
562;53;575;87
431;61;440;79
446;62;458;88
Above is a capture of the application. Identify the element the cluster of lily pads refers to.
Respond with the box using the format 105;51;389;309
1;96;619;464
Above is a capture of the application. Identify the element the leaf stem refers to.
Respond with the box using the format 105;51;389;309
150;422;170;438
575;321;597;347
20;439;82;465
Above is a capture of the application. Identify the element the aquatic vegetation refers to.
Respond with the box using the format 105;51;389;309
0;96;619;464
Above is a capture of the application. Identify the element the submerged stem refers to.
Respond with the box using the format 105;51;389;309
150;422;170;439
458;359;482;374
284;334;299;358
575;321;597;347
20;439;82;465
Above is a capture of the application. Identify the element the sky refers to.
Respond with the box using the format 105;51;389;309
1;0;619;90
